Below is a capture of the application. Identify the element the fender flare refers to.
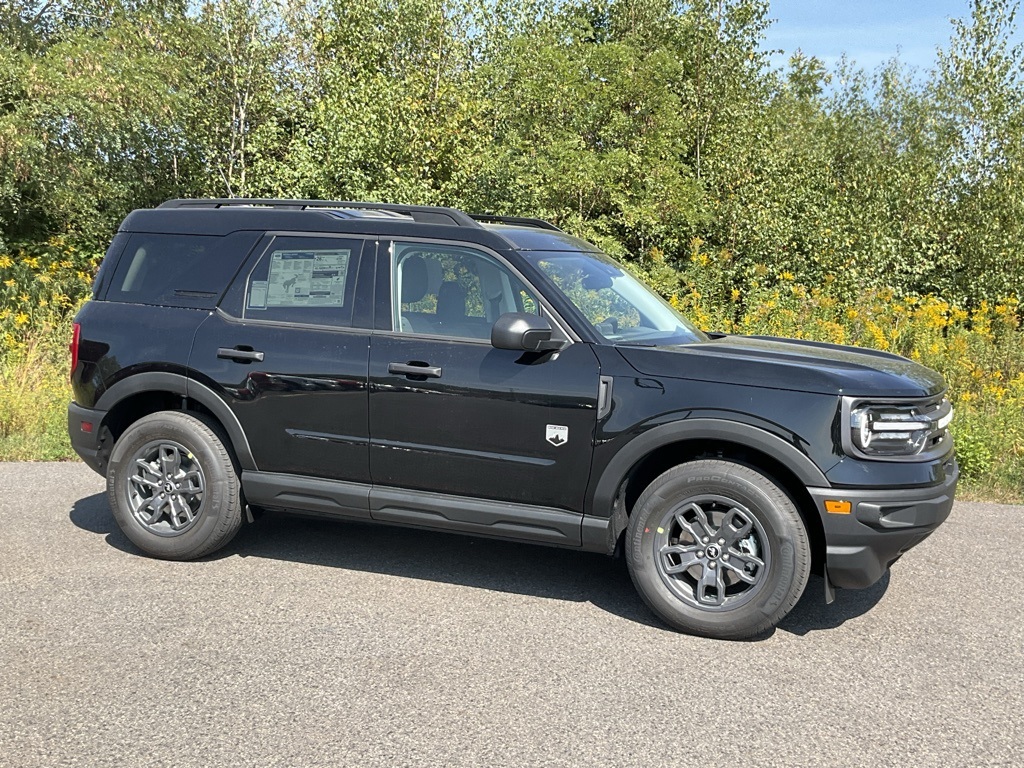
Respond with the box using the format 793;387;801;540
588;417;830;520
95;372;257;471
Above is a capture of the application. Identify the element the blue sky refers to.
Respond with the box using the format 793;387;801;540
761;0;1017;73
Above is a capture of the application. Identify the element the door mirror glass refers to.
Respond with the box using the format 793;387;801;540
491;313;561;352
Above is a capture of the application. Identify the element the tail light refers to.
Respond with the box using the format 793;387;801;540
69;322;81;381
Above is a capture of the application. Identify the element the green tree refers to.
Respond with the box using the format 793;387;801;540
0;1;196;247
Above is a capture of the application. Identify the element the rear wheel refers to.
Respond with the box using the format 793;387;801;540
625;459;810;639
106;411;243;560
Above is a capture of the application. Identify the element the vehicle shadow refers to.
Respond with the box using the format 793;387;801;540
780;572;889;636
70;492;888;638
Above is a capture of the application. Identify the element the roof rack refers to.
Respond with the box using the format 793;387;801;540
469;214;563;232
158;198;482;228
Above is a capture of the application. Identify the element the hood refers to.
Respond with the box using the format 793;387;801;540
616;335;946;398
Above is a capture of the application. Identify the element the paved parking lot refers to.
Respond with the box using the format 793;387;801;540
1;461;1021;767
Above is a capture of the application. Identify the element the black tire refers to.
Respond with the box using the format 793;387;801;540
106;411;243;560
625;459;810;640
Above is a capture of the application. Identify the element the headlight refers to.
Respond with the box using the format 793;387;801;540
843;397;953;461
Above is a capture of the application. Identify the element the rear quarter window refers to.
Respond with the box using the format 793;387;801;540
105;233;258;308
92;232;129;299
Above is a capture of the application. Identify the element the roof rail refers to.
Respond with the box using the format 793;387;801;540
158;198;482;228
469;214;562;232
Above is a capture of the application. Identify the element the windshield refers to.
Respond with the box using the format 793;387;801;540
523;250;707;345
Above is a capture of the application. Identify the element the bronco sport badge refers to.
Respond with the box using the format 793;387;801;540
545;424;568;446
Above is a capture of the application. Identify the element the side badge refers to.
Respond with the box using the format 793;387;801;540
546;424;569;447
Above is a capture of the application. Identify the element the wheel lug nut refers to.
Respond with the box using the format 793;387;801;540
702;537;709;543
722;554;730;561
718;538;725;545
708;561;716;568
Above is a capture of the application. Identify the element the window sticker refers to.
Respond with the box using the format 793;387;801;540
265;249;350;307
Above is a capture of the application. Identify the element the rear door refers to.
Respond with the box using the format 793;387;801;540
367;240;600;543
190;233;375;484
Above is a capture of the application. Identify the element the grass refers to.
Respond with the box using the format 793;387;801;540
1;259;1021;502
0;321;76;461
2;314;1021;504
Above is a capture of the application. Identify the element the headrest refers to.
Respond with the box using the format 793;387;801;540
437;281;467;321
401;256;428;303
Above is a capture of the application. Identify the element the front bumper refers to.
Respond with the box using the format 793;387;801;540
808;459;959;589
68;402;109;476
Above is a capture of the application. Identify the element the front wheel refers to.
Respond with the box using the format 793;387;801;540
106;411;243;560
625;460;811;639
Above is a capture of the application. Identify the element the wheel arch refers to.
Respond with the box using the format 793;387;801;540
589;420;827;572
95;372;256;471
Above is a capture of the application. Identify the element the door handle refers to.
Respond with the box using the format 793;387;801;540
218;346;265;363
388;362;442;378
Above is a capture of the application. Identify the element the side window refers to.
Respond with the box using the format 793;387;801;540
243;236;362;328
392;243;539;340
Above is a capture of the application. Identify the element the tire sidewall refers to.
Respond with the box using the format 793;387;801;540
107;413;232;560
627;463;808;638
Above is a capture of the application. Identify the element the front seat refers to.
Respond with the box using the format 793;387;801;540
436;281;467;322
399;256;430;332
437;281;487;339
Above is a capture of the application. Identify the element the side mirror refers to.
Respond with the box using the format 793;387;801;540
491;313;562;352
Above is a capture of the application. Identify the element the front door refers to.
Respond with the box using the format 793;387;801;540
367;240;600;536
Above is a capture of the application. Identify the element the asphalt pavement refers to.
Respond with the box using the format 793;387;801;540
1;461;1021;767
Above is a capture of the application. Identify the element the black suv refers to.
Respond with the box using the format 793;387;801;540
68;199;958;639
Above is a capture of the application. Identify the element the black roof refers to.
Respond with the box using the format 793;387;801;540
119;199;597;252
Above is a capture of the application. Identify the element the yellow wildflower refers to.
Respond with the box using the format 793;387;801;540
14;312;29;325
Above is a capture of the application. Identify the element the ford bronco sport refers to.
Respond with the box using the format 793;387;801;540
68;199;958;639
